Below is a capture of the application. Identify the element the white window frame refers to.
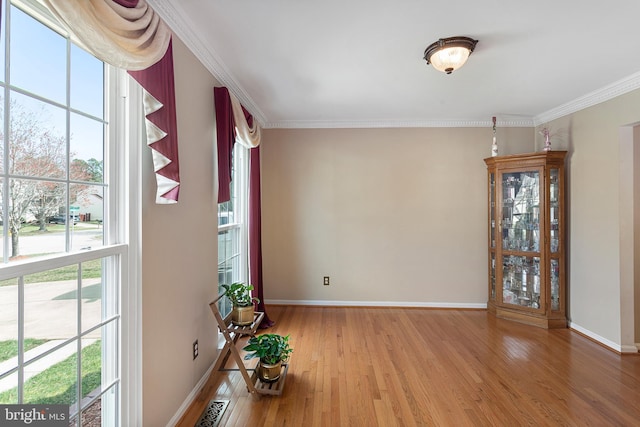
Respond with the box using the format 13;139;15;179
217;144;249;316
0;2;143;424
114;69;143;427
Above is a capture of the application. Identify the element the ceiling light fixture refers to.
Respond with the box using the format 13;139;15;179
423;36;478;74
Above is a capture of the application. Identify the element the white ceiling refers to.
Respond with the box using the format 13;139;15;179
148;0;640;128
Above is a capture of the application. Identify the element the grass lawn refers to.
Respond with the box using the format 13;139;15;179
0;258;102;287
0;339;49;363
0;340;101;405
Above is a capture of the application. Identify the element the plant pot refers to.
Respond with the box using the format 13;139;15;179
231;305;254;326
258;360;282;383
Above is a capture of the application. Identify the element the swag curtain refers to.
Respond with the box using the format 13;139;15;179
215;87;273;328
42;0;180;203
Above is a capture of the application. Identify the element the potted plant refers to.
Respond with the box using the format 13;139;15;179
221;282;259;326
242;333;293;383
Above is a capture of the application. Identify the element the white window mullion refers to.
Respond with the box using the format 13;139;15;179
75;263;82;418
64;32;72;252
237;146;249;286
17;276;24;403
2;1;11;262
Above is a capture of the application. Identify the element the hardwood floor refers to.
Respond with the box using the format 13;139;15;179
176;306;640;426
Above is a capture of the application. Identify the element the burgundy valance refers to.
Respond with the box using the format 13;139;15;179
43;0;180;203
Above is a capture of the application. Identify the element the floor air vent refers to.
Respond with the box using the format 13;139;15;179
195;399;229;427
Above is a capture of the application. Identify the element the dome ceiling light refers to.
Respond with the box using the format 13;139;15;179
423;36;478;74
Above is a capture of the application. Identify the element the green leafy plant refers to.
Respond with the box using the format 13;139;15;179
243;334;292;365
221;282;259;307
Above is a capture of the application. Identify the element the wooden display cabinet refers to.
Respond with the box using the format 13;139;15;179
484;151;567;328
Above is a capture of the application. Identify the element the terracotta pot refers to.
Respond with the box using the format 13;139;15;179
231;305;254;326
258;360;282;383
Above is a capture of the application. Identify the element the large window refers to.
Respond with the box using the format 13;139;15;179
0;1;136;426
217;144;249;317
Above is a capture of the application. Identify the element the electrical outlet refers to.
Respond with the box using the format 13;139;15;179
193;340;198;360
324;276;330;286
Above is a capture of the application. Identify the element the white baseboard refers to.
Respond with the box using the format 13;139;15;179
264;299;487;309
569;321;639;354
166;362;216;427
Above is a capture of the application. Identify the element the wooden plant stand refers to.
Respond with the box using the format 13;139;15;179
209;294;289;396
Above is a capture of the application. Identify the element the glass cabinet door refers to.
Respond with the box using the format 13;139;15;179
490;253;496;301
502;255;541;309
501;171;540;253
490;172;496;249
550;168;560;253
550;259;560;311
549;167;561;311
489;172;496;301
500;170;542;310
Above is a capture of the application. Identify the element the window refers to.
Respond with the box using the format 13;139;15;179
217;143;249;317
0;1;138;426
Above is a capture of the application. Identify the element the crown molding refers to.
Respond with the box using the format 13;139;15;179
534;71;640;126
147;0;268;125
263;118;535;129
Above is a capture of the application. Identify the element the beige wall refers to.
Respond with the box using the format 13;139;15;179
635;125;640;345
141;37;219;426
543;89;640;350
260;127;532;305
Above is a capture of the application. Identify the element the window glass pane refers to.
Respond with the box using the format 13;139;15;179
80;337;101;406
0;178;4;259
0;372;18;403
101;321;118;382
10;5;66;104
0;1;5;83
7;179;66;258
0;94;4;175
96;383;117;427
81;259;102;332
218;201;233;225
217;228;232;316
70;44;103;118
24;265;78;343
71;183;103;251
70;113;104;182
8;179;65;257
0;277;18;396
32;180;66;232
23;340;78;405
10;92;66;180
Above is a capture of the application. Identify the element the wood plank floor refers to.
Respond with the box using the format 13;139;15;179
176;306;640;426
